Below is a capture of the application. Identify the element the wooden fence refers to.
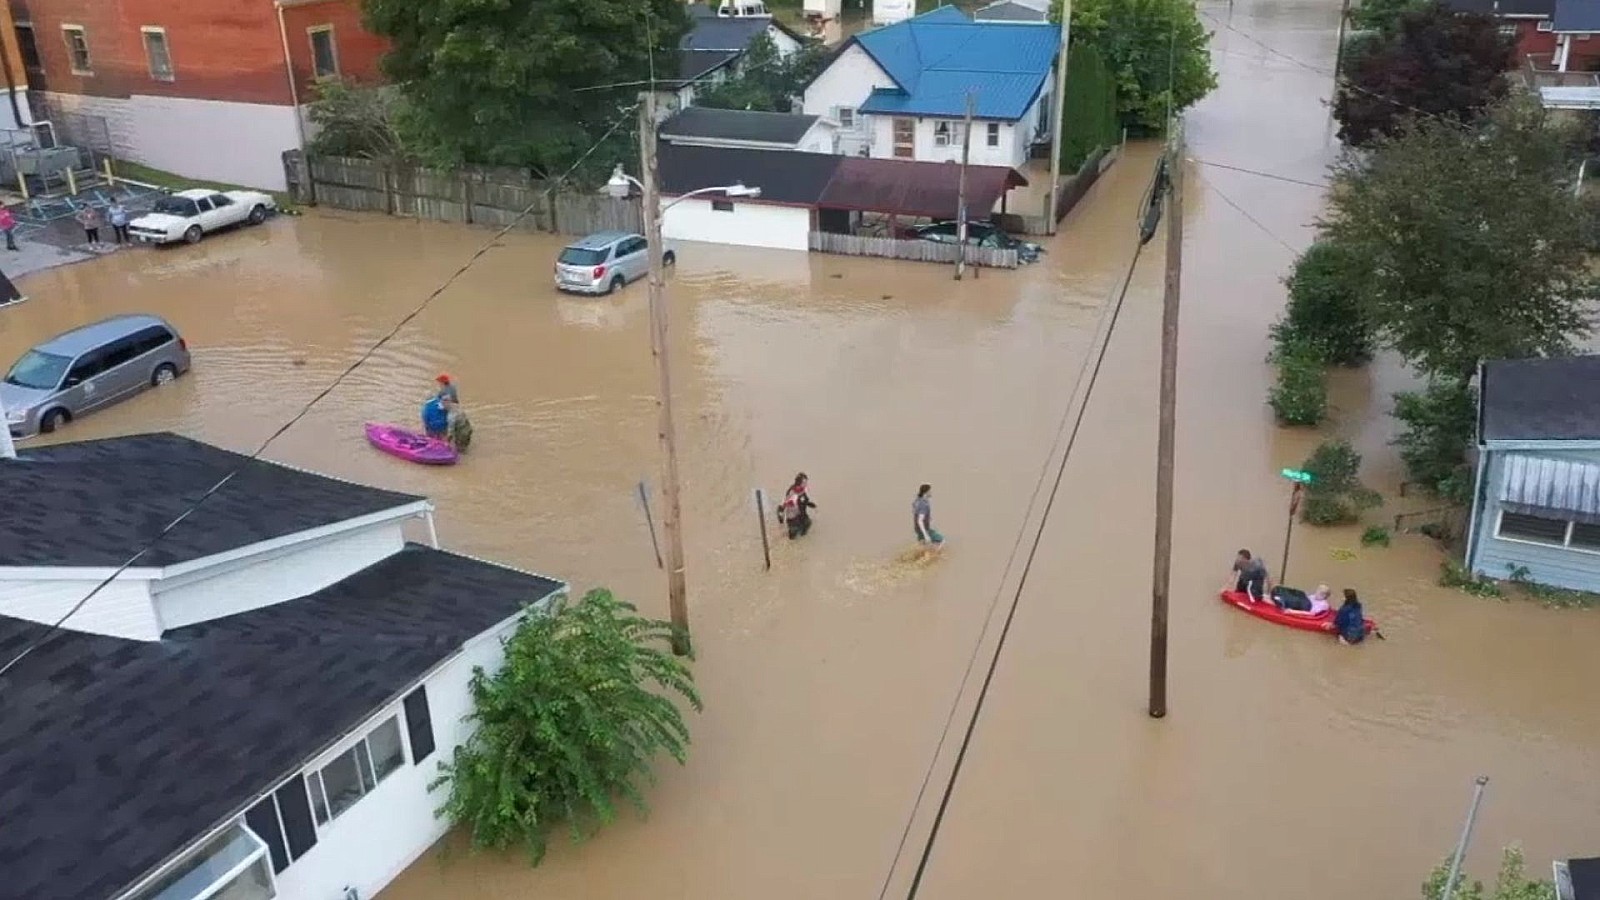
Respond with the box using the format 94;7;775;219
285;152;642;236
808;231;1019;268
1012;144;1122;236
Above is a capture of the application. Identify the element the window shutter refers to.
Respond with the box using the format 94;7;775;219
404;685;436;763
244;796;289;873
274;776;318;860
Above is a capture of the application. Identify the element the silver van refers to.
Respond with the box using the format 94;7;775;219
553;231;676;296
3;314;191;439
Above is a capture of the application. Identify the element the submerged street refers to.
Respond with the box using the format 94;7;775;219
5;0;1600;895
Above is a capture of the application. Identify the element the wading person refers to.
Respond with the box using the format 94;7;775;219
447;402;473;453
1227;549;1270;602
434;373;459;405
75;205;102;248
914;483;944;555
421;394;450;440
778;473;816;539
1335;589;1366;645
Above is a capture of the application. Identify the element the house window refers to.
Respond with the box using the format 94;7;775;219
60;25;90;75
986;122;1000;148
307;715;405;826
142;27;174;81
892;117;914;158
1499;23;1518;37
836;106;856;129
933;121;967;148
1572;522;1600;549
1497;511;1576;546
711;199;735;211
1538;19;1555;31
14;24;39;70
308;25;339;79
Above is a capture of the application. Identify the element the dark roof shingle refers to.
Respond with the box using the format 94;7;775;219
0;432;422;568
660;107;821;145
0;544;564;900
1480;355;1600;442
657;142;842;204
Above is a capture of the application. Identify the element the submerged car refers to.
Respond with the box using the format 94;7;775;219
911;221;1044;263
128;188;276;245
554;231;676;296
3;314;191;438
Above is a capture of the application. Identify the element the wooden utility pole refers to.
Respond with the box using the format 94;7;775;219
1332;0;1352;92
1046;0;1072;236
1148;121;1183;719
954;90;976;280
638;91;692;656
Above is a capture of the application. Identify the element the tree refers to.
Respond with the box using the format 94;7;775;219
697;35;827;113
1421;845;1554;900
1271;238;1374;367
1299;439;1382;526
432;588;702;865
306;81;411;162
365;0;689;176
1058;42;1120;168
1333;6;1512;147
1052;0;1217;133
1348;0;1429;34
1321;97;1598;382
1393;379;1478;501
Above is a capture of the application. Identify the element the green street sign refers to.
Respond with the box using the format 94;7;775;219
1281;468;1314;484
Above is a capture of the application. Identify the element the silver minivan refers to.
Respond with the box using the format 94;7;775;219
3;314;191;439
553;231;676;296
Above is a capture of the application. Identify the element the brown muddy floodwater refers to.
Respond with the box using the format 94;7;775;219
5;0;1600;895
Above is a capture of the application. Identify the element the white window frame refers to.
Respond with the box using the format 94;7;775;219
1492;509;1600;553
60;24;91;75
121;821;272;900
141;26;174;82
303;712;408;831
1538;19;1555;31
307;24;339;80
836;106;856;129
986;122;1001;148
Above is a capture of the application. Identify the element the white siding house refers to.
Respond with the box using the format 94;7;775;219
662;196;812;251
803;43;898;156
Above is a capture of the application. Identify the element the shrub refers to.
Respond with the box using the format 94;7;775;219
433;588;702;864
1439;559;1503;597
1393;379;1478;498
1421;844;1553;900
1269;339;1329;426
1361;525;1392;547
306;81;411;162
1272;239;1374;367
1298;439;1383;526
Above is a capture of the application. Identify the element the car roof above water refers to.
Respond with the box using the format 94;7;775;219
174;188;223;199
34;314;176;356
565;230;640;249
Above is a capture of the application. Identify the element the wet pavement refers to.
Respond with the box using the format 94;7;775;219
3;0;1600;895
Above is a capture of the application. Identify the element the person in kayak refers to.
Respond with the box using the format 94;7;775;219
778;473;816;539
1334;589;1366;645
421;395;450;440
1279;584;1331;616
1228;549;1271;602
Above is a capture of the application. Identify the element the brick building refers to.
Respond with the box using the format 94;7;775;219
1446;0;1600;72
9;0;386;189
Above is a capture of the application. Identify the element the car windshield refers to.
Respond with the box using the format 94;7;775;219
151;197;198;217
559;247;607;266
4;349;71;390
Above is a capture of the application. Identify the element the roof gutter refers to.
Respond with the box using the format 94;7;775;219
274;0;310;154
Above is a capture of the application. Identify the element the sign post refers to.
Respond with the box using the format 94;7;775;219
1279;469;1313;587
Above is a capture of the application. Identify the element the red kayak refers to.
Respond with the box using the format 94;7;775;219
1219;590;1375;636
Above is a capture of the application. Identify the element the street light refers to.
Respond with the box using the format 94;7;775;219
614;93;762;656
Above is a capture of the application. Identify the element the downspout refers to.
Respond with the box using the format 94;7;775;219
1463;360;1488;572
275;0;310;153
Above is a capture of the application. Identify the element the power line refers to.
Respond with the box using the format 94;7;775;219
1192;158;1329;189
0;107;640;684
1195;169;1303;253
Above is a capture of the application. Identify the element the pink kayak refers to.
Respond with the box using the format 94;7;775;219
364;423;458;466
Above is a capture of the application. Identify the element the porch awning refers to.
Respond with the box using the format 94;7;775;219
1499;454;1600;524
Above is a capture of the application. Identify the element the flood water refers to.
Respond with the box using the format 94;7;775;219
5;0;1600;895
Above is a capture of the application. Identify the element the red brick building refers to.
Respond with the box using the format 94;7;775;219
1447;0;1600;72
9;0;387;189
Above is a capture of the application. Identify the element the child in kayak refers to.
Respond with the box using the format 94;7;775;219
1335;589;1366;645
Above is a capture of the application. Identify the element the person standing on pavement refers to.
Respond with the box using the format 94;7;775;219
0;206;18;251
108;201;130;245
75;205;102;247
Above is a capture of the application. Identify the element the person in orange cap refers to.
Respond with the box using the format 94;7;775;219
433;373;459;405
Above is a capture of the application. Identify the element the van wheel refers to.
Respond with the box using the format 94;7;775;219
607;275;625;295
184;225;203;244
152;363;178;386
247;205;268;225
662;250;676;266
39;408;69;433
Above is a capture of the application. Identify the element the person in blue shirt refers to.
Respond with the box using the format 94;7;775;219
1334;588;1366;645
421;395;449;439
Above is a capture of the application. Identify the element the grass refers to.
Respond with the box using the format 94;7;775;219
110;159;296;210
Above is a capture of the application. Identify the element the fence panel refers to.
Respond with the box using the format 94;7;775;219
553;193;643;235
808;232;1018;268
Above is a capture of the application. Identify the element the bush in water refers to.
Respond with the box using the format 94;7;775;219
1421;844;1552;900
1393;379;1478;500
1272;238;1374;367
1300;439;1382;526
1269;338;1328;427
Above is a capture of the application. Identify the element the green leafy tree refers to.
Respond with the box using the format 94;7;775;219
365;0;689;175
433;588;702;865
1299;439;1382;526
1421;845;1555;900
1269;338;1329;427
1052;0;1217;133
1058;42;1120;168
1349;0;1429;34
1272;238;1374;367
1393;379;1478;500
1321;97;1598;382
306;81;411;162
1333;6;1512;147
697;35;827;113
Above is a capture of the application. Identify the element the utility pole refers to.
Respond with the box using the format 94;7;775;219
1148;120;1183;720
1332;0;1352;92
638;91;692;656
1046;0;1072;236
954;89;975;280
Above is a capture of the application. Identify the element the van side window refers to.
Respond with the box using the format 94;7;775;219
98;336;143;371
129;326;174;356
67;350;108;383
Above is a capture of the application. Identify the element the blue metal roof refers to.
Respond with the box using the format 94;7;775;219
852;7;1060;120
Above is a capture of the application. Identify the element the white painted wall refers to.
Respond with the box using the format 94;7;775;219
41;91;298;191
269;611;532;900
662;197;812;250
154;524;406;631
0;573;157;640
766;22;803;55
799;119;839;152
803;43;896;156
873;0;915;24
0;88;33;130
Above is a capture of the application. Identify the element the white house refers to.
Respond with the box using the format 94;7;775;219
802;6;1060;170
0;432;567;900
660;106;838;152
650;4;808;113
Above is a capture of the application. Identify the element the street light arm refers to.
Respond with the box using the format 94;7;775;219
662;184;759;212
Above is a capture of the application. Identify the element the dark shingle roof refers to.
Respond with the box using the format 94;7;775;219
973;0;1050;22
0;543;564;900
0;432;422;568
1480;355;1600;442
660;107;821;145
682;16;773;51
1443;0;1557;14
657;141;842;205
676;48;742;84
1553;0;1600;31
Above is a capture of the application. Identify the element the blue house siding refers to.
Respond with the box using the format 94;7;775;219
1470;447;1600;591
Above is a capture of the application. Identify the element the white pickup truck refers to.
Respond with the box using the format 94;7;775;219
127;188;276;245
